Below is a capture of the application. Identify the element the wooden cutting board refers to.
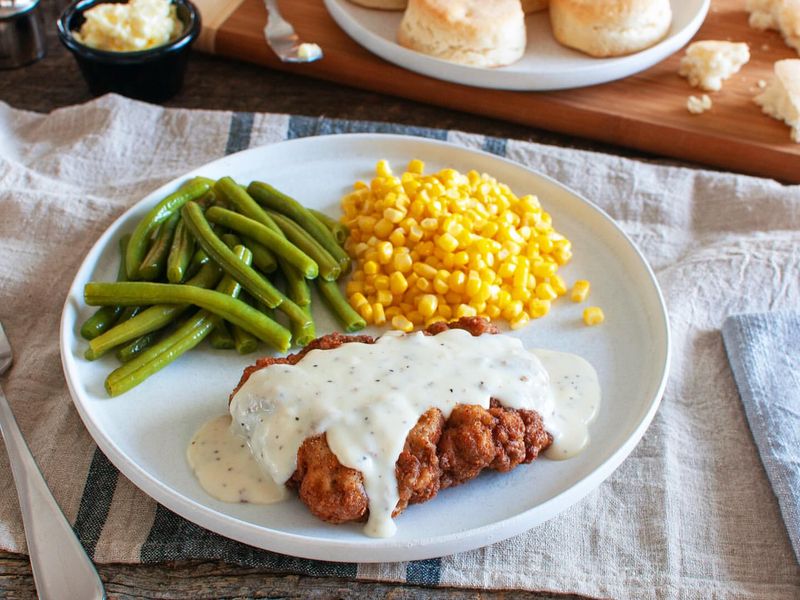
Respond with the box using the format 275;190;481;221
200;0;800;182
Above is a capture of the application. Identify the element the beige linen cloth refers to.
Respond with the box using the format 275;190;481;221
0;94;798;599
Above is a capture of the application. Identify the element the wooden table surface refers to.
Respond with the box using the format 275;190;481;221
0;2;711;598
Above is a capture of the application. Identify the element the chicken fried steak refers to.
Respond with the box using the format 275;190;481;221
230;317;553;525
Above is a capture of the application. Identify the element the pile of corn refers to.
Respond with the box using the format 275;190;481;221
341;159;594;332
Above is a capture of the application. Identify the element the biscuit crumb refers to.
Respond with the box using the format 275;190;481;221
687;94;713;114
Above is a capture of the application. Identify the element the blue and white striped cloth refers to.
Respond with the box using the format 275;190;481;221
723;312;800;563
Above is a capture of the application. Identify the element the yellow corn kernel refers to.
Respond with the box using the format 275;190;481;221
425;316;446;327
510;287;530;303
389;228;406;247
383;207;405;224
485;304;501;319
435;232;459;253
535;282;558;301
389;271;409;295
372;303;386;325
375;241;393;264
374;218;394;239
392;252;413;273
407;159;424;174
510;313;530;330
358;303;374;321
452;250;469;266
502;300;524;320
345;281;364;296
415;277;431;292
374;275;390;291
349;292;368;309
445;291;462;305
376;289;393;306
437;303;453;319
407;311;424;326
418;294;439;318
533;260;557;279
551;274;567;296
408;224;424;243
528;298;551;318
357;215;376;233
448;270;466;293
571;280;590;302
465;270;482;297
583;306;605;326
363;260;379;276
512;264;529;290
376;159;392;177
385;306;401;319
433;277;449;295
455;304;477;318
414;259;437;279
392;315;414;332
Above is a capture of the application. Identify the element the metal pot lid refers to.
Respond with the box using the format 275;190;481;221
0;0;40;20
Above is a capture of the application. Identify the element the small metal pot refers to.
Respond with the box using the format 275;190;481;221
0;0;47;69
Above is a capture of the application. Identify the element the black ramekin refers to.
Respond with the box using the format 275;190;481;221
57;0;201;103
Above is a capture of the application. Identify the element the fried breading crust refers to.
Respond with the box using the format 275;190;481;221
232;317;553;524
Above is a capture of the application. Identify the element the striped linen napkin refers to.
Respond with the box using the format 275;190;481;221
0;94;798;599
722;312;800;563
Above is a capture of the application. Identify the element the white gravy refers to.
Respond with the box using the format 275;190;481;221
189;329;601;538
187;415;287;504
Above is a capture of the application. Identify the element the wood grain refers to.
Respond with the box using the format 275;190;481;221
0;551;582;599
211;0;800;182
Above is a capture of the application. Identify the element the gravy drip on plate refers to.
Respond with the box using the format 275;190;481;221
229;328;556;538
187;415;287;504
532;350;601;460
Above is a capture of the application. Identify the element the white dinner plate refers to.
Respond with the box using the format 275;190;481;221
60;134;670;562
324;0;709;90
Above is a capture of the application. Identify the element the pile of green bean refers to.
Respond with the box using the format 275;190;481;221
80;176;365;397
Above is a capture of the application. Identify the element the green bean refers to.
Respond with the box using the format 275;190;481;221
283;276;315;346
126;177;212;280
284;266;311;306
84;262;223;360
138;211;180;280
105;310;216;396
310;208;349;245
80;235;130;340
104;246;278;396
248;181;351;270
265;211;341;281
84;281;291;350
116;331;159;363
206;206;318;278
261;273;313;333
316;279;366;333
116;305;143;325
181;201;283;308
232;292;261;355
214;178;308;299
221;233;242;250
167;219;195;283
291;303;316;347
242;236;277;274
209;320;235;349
214;177;281;232
232;324;258;354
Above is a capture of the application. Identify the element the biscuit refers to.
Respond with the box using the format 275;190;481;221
398;0;526;67
550;0;672;57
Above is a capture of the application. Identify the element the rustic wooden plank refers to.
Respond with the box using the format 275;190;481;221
212;0;800;182
0;551;583;599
